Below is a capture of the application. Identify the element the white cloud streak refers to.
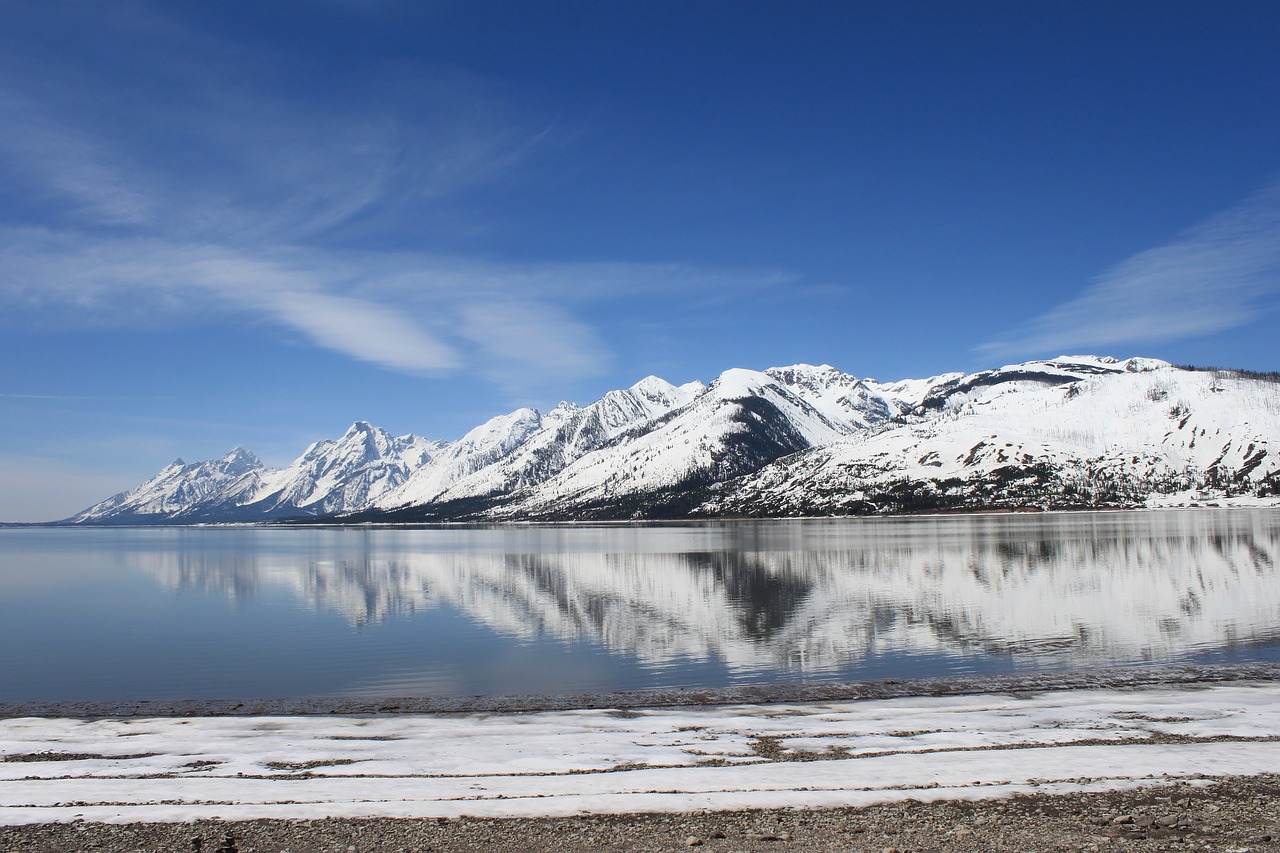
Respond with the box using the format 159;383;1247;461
0;6;792;392
0;53;572;380
979;181;1280;358
0;229;773;383
260;291;460;373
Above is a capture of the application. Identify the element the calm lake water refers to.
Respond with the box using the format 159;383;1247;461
3;509;1279;703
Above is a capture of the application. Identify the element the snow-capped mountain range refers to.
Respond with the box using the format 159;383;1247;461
68;356;1280;524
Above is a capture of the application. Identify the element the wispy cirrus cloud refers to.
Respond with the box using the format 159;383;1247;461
978;180;1280;359
0;228;784;384
0;90;155;226
0;4;789;394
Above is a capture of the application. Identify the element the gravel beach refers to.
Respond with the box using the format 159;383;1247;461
5;773;1278;852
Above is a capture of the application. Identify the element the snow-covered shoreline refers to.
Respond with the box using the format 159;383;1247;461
4;677;1279;826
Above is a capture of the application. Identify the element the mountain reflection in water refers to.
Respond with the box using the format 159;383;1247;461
137;510;1280;676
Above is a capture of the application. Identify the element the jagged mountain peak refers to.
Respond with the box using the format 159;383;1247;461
73;422;440;523
765;364;867;400
381;382;706;511
70;444;268;523
222;446;262;467
375;408;544;509
762;364;906;429
548;400;581;415
456;407;542;449
629;374;670;391
333;421;397;458
708;365;863;411
766;362;841;380
627;374;686;401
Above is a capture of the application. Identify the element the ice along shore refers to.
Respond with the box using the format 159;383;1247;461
3;668;1280;829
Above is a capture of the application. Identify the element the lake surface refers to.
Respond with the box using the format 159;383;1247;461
3;509;1280;703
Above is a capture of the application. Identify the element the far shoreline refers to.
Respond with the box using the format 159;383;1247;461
9;499;1280;529
5;661;1279;720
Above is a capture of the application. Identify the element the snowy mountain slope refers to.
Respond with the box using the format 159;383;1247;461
488;367;894;519
375;408;545;509
243;422;441;518
69;448;267;523
66;356;1280;524
71;424;439;523
915;355;1168;411
701;360;1280;516
764;364;910;427
388;376;706;507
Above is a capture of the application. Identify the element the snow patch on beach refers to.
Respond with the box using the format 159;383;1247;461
2;682;1279;824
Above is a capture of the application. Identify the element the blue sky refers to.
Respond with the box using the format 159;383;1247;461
2;1;1279;521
